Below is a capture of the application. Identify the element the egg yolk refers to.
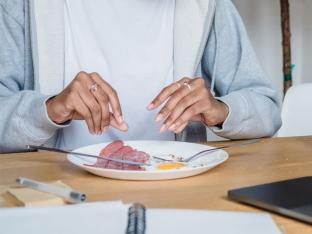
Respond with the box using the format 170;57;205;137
157;162;186;170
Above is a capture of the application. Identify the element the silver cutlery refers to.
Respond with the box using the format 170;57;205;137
27;145;151;166
152;139;260;163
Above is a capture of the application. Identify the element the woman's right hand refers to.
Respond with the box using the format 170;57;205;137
46;71;128;135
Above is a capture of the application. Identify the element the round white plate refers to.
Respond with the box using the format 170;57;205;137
67;141;228;181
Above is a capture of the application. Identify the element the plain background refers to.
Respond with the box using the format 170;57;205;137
233;0;312;99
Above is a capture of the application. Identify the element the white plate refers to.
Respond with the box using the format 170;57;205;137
67;141;228;181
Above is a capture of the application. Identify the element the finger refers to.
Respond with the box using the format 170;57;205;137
164;88;208;129
174;121;188;134
72;94;95;134
168;100;207;132
79;87;102;135
109;113;129;132
89;73;124;124
191;78;206;88
148;83;180;110
148;77;192;110
155;85;193;124
73;110;128;133
72;72;102;133
91;87;110;133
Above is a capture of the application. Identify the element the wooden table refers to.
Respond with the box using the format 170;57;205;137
1;136;312;233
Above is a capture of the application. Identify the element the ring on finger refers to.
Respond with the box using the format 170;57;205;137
90;83;99;93
183;82;192;91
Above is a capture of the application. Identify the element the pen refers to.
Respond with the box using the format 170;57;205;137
16;177;86;204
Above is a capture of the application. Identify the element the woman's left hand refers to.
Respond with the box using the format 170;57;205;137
147;77;229;134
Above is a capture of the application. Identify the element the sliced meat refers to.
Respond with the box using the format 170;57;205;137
106;146;134;170
123;150;149;163
136;151;150;162
122;150;142;171
100;140;124;157
123;150;150;171
87;140;150;171
95;140;124;168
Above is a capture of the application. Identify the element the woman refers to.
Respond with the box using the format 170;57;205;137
0;0;281;152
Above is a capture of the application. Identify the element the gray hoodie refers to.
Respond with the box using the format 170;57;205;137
0;0;282;153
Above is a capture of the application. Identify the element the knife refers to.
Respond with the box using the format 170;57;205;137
27;145;151;167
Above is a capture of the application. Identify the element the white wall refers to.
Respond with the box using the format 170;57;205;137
232;0;312;97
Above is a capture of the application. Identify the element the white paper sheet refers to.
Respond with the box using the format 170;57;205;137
0;202;281;234
0;201;129;234
146;209;282;234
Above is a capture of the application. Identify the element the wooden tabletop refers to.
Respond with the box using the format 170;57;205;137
1;136;312;233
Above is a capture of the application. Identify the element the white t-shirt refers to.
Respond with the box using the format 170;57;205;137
62;0;175;149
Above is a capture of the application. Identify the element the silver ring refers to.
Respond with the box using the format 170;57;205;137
90;83;99;92
183;82;192;91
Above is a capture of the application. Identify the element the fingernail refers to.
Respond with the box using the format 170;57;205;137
122;122;129;131
102;126;109;133
159;124;167;133
168;124;177;131
147;103;155;110
117;115;124;124
155;113;164;122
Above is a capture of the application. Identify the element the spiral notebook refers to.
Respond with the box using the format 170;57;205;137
0;201;281;234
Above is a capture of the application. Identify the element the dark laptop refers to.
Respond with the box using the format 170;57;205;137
228;176;312;224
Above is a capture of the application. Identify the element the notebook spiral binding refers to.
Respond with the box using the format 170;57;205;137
126;203;146;234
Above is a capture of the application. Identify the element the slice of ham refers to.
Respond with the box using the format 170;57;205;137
100;140;124;157
87;140;150;171
106;146;133;170
123;150;150;171
93;140;124;168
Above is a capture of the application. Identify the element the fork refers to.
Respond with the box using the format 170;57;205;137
152;139;260;163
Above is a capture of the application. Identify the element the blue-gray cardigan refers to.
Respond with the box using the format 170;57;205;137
0;0;282;152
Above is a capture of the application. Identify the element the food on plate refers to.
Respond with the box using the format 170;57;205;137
85;140;191;172
87;140;150;170
157;162;186;170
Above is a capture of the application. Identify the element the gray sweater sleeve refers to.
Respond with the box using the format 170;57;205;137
202;0;282;139
0;1;64;152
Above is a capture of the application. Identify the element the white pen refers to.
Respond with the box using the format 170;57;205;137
16;177;86;203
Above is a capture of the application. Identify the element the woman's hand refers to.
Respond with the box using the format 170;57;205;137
147;77;229;134
46;71;128;135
